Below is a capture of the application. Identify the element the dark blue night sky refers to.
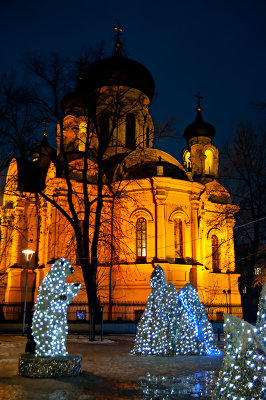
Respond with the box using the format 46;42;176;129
1;0;266;159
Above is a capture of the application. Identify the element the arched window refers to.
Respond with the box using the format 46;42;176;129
126;114;136;149
136;217;147;262
184;151;191;171
212;235;220;272
205;149;213;175
174;219;184;258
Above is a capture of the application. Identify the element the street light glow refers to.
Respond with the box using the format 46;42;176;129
22;249;35;336
22;249;35;261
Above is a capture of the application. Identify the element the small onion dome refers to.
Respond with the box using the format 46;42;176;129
79;52;155;101
31;135;55;162
61;91;84;113
184;110;215;142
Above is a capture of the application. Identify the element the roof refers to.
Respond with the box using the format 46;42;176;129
184;110;215;141
124;160;190;180
61;52;155;112
81;52;155;100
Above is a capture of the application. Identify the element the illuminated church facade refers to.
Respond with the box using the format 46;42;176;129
0;35;242;321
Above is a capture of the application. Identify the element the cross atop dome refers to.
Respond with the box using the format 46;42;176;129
195;91;203;112
113;22;125;53
75;57;86;80
42;118;48;137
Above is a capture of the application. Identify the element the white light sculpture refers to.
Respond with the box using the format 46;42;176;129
166;282;181;349
212;314;266;399
256;281;266;348
132;266;220;356
32;258;81;357
175;283;221;356
131;266;173;355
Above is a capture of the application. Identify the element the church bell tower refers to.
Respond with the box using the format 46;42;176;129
182;93;219;184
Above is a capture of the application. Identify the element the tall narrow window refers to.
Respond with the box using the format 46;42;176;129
212;235;220;272
78;122;86;152
136;217;147;262
184;151;191;171
126;114;136;149
205;149;213;175
174;219;183;258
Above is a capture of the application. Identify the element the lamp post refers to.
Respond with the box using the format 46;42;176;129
223;289;231;314
22;249;35;336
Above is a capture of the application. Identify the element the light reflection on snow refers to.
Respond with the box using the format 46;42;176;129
47;390;70;399
139;370;218;399
0;373;218;399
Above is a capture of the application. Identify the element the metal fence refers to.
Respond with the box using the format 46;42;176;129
206;305;243;321
67;302;146;322
0;302;242;323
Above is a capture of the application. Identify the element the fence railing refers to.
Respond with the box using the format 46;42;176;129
0;302;242;323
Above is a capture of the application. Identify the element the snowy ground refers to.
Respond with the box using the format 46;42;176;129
0;334;224;400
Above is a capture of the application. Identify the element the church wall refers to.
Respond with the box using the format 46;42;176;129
110;263;153;303
164;181;195;262
203;203;236;274
95;175;241;312
199;271;242;315
0;169;243;321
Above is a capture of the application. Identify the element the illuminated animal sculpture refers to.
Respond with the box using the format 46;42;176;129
32;258;81;357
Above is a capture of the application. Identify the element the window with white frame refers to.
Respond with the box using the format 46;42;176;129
136;217;147;262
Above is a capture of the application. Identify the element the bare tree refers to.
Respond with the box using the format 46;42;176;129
220;121;266;321
0;73;39;165
0;48;170;337
199;278;220;321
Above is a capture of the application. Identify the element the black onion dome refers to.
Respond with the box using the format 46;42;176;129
184;111;215;141
79;52;155;100
61;91;84;112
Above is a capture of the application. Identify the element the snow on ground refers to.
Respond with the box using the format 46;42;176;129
68;335;116;344
0;334;223;399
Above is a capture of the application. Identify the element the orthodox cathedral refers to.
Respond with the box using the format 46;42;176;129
0;29;242;321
